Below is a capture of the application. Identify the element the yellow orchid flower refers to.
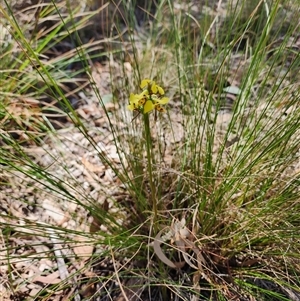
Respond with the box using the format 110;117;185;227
140;79;165;96
127;90;149;111
127;93;139;111
144;100;155;113
145;96;169;113
128;79;169;115
152;96;169;105
140;79;152;90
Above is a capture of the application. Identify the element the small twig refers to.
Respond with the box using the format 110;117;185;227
47;226;81;301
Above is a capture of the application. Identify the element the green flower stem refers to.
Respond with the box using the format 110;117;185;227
143;113;157;224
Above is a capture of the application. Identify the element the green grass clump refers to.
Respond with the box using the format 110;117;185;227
1;0;300;300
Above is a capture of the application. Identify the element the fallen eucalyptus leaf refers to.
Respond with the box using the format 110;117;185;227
153;228;185;269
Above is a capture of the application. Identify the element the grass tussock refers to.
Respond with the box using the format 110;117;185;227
1;0;300;300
